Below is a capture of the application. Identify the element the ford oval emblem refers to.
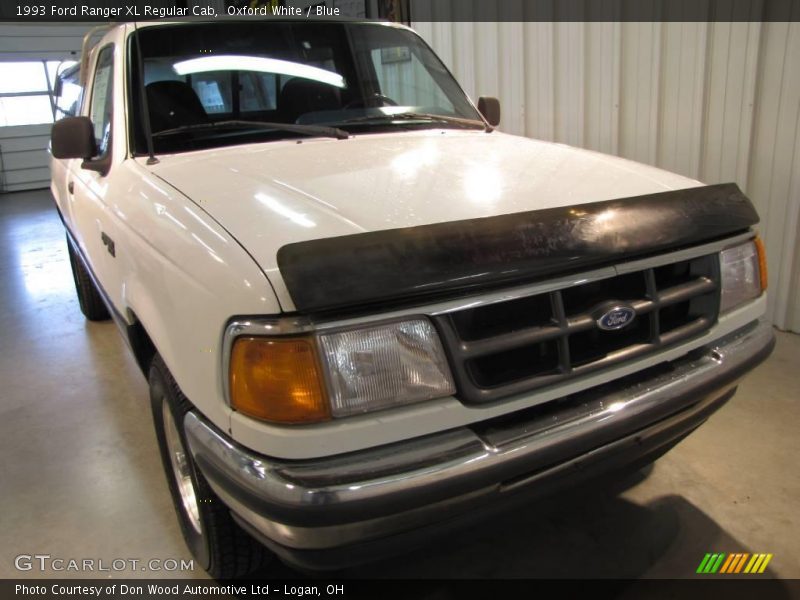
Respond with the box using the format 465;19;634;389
597;306;636;331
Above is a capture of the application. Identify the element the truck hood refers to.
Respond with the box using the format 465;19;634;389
149;130;702;311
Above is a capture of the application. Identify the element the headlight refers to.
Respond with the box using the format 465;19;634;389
318;319;455;417
720;238;767;313
229;318;455;423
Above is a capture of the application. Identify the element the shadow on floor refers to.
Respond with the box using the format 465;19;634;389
252;466;786;584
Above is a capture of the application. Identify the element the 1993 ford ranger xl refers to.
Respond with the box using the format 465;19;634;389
49;19;775;577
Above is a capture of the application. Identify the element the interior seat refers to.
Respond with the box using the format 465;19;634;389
145;80;208;133
278;77;342;123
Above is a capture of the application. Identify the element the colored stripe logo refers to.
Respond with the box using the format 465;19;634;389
697;553;773;574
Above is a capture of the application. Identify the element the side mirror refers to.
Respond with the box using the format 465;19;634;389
51;116;96;160
478;96;501;127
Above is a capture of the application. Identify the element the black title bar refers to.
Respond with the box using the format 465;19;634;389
3;578;800;600
1;0;799;22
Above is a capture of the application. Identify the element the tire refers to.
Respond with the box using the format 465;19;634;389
66;236;110;321
149;354;271;579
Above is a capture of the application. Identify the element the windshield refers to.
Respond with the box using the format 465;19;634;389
128;22;484;155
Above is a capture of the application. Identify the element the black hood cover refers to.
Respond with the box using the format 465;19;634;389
277;183;759;313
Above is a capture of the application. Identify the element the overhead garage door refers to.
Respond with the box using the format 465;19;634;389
0;124;52;192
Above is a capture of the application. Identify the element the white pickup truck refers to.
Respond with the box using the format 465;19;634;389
50;19;774;577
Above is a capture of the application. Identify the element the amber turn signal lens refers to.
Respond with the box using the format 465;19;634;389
754;236;768;291
229;337;330;424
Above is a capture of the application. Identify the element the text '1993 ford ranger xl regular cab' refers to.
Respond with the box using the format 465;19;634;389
49;19;775;577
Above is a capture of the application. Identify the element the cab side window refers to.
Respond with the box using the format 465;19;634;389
89;46;114;156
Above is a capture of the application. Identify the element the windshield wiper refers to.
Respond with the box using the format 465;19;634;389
338;112;492;132
151;119;350;140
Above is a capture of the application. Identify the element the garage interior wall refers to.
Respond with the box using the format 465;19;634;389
412;14;800;333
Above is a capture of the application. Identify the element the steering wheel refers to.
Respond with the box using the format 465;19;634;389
344;93;399;109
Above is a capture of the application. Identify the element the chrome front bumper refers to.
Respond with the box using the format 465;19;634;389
184;320;774;562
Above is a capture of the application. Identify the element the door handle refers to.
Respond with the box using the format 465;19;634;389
67;181;74;194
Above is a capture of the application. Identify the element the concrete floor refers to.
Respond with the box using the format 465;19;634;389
1;189;798;580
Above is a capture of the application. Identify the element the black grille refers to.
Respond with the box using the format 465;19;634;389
434;254;720;404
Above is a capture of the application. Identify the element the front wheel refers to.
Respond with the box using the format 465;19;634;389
66;236;110;321
149;354;271;578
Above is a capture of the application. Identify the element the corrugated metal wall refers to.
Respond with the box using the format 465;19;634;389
412;16;800;332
